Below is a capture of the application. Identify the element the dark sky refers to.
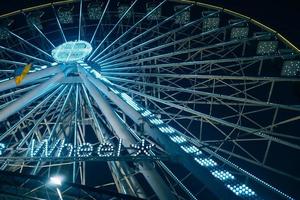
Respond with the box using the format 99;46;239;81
0;0;299;48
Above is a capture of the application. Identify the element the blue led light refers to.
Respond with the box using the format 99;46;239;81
30;139;61;157
158;126;175;134
77;143;93;157
227;184;256;196
170;135;186;144
121;93;142;111
97;142;114;157
211;170;235;181
195;158;217;167
52;40;92;63
57;142;73;157
181;145;201;154
149;118;164;125
141;110;152;117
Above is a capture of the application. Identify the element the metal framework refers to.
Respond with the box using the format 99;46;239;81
0;0;299;199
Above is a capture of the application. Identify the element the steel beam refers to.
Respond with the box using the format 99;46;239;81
82;85;147;198
7;29;52;58
0;86;64;142
103;71;300;82
97;4;194;63
88;0;139;61
100;19;245;65
100;37;275;68
113;83;300;150
0;59;42;68
78;0;83;40
0;45;51;65
80;72;176;200
0;72;65;122
104;75;300;111
0;66;62;93
93;0;167;60
90;0;111;44
101;54;292;72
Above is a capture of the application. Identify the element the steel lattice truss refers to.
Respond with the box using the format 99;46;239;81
0;0;299;199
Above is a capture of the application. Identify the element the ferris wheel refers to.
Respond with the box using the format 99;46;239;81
0;0;299;199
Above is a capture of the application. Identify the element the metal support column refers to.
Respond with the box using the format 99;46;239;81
0;66;62;93
80;72;176;200
0;72;65;122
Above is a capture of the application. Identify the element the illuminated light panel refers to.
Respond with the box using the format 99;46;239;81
174;5;190;24
58;7;73;24
121;93;142;111
51;41;92;63
237;166;294;200
170;135;186;144
211;170;235;181
141;110;152;117
281;60;300;76
230;27;249;39
202;17;220;32
149;118;164;125
195;158;217;167
227;184;256;196
181;145;201;154
256;41;278;55
88;2;103;20
158;126;175;134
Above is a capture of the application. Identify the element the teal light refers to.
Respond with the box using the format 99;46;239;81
51;40;92;63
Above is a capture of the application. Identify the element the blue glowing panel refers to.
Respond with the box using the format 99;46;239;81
195;158;217;167
227;184;256;196
212;170;235;181
51;41;93;63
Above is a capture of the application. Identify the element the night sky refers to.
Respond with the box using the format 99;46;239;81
0;0;299;48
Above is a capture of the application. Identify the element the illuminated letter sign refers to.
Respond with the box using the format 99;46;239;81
0;139;154;159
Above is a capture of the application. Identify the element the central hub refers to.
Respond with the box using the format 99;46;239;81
51;40;92;63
